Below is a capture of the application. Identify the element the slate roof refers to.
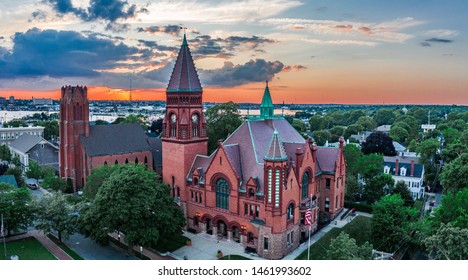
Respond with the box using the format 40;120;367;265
264;130;287;161
148;137;162;167
80;124;151;157
167;34;202;92
382;161;424;178
9;134;43;153
393;141;406;152
316;147;339;174
0;175;18;188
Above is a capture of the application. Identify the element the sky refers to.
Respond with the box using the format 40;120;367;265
0;0;467;104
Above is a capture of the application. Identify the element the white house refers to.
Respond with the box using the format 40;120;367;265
383;158;425;200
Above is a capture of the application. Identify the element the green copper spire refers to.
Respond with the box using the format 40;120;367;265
260;81;274;119
182;33;187;46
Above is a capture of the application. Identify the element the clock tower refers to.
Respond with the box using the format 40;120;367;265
162;34;208;205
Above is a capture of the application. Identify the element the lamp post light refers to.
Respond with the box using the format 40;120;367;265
139;246;143;259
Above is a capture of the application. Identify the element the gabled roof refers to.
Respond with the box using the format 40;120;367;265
9;134;43;153
186;154;213;183
264;130;287;161
148;137;162;167
315;147;340;174
167;34;202;92
382;161;424;178
80;124;151;157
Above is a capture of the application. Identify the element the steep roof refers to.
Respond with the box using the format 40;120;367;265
167;34;202;92
148;137;162;167
260;81;274;119
80;124;151;157
382;161;424;178
315;147;340;174
264;130;287;161
9;134;43;153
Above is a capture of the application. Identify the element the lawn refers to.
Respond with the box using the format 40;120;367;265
295;215;372;260
151;234;190;253
0;237;57;260
47;234;84;260
219;255;251;260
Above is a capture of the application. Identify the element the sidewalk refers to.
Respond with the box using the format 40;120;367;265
5;230;73;260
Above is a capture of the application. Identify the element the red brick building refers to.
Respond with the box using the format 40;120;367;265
59;86;154;192
162;36;346;259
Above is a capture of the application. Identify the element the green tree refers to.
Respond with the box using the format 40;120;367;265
361;132;397;156
363;174;395;204
392;180;414;206
389;125;409;144
344;124;364;139
43;174;68;192
36;120;59;140
3;119;28;128
343;144;361;175
34;191;78;242
5;166;26;188
84;164;119;199
407;139;418;152
425;224;468;260
429;188;468;232
308;115;323;131
355;153;384;180
312;130;331;146
205;102;243;154
356;116;376;131
373;109;395;126
80;164;185;254
326;232;373;260
371;194;419;252
0;144;11;161
26;160;44;179
94;120;109;125
441;142;467;163
11;154;21;167
344;175;362;202
0;183;33;236
439;153;468;194
292;119;306;133
119;114;149;131
441;127;461;145
329;126;345;137
347;110;366;125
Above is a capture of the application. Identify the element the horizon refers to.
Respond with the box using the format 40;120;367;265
1;1;467;105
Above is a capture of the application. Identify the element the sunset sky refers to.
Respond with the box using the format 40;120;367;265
0;0;467;104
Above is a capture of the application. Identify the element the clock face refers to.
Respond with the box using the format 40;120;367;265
192;114;198;123
170;114;177;123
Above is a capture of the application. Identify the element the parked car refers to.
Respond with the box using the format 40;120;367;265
28;183;39;190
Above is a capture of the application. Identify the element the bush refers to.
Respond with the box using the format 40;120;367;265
344;201;373;213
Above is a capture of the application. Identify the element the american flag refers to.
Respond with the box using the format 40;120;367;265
304;200;312;227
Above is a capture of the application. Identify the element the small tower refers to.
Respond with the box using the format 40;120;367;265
162;34;208;203
59;85;90;192
260;81;274;119
264;130;288;211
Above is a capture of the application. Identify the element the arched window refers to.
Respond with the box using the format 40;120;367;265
144;156;148;167
170;113;177;137
301;172;309;200
125;158;129;164
115;160;118;165
135;158;139;164
192;113;199;137
193;177;199;185
216;178;229;210
287;203;294;221
104;161;107;165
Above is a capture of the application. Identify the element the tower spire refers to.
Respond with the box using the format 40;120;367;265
260;81;274;119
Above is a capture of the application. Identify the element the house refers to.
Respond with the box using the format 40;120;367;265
8;134;59;172
160;35;346;259
0;126;45;145
382;158;424;199
375;125;391;133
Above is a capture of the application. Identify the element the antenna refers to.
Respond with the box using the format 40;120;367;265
129;77;132;102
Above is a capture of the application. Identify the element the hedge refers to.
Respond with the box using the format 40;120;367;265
344;201;373;213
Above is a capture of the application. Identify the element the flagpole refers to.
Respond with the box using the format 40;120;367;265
307;194;313;260
307;225;311;260
1;214;6;259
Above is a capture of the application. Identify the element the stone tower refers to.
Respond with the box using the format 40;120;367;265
162;35;208;204
59;85;89;192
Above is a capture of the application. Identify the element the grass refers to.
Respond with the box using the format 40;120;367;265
47;234;84;260
0;237;57;260
152;234;190;253
219;255;251;260
414;199;424;213
295;216;372;260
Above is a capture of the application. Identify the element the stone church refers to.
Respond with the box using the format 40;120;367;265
161;35;346;259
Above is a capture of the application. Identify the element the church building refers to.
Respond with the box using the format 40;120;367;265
161;35;346;259
59;86;154;192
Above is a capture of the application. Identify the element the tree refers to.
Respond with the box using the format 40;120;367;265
205;102;242;154
416;138;440;165
80;164;185;254
3;119;28;128
439;153;468;194
361;131;397;156
363;173;394;204
329;126;345;137
326;232;373;260
0;183;33;236
150;118;163;135
5;166;26;188
0;144;11;161
42;174;68;192
425;224;468;260
371;194;419;252
11;154;21;167
441;142;467;163
343;144;361;175
84;164;119;199
393;180;414;206
34;192;78;242
312;130;331;146
408;139;418;152
373;108;395;126
344;124;364;139
389;125;409;144
347;110;366;125
26;160;44;179
345;175;362;202
354;153;384;180
309;115;323;131
94;120;109;125
429;188;468;231
292;119;306;133
36;120;59;141
356;116;376;131
119;114;149;131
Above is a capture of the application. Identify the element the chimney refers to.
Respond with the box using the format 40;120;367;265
411;160;415;176
395;159;399;175
295;148;304;178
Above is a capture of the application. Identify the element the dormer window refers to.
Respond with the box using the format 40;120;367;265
248;188;255;198
193;177;199;186
384;166;390;174
400;167;407;176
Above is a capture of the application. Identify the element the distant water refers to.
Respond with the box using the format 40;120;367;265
0;110;54;122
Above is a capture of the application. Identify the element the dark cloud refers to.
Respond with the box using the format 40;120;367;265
30;10;48;22
137;40;178;52
426;38;453;43
200;59;285;87
136;25;182;36
0;28;142;79
41;0;147;24
333;25;353;31
420;42;431;47
282;65;307;72
0;36;4;40
316;6;328;12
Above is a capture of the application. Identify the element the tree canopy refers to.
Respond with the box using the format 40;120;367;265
326;232;373;260
205;102;242;154
0;182;33;236
84;164;119;199
439;153;468;194
361;132;397;156
425;224;468;260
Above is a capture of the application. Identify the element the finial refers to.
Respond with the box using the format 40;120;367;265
266;80;269;87
180;26;188;45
